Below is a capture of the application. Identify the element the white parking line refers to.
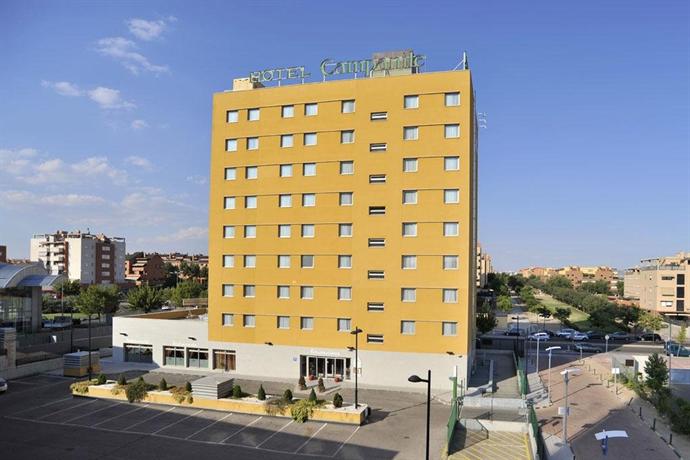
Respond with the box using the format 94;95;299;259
93;403;149;427
151;409;203;435
331;425;360;458
12;396;72;416
36;398;97;420
62;401;118;424
185;412;232;439
220;415;263;443
255;419;294;448
294;423;328;453
121;405;176;431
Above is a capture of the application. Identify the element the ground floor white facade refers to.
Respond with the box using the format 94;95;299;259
112;315;469;394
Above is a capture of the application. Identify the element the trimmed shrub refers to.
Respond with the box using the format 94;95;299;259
159;378;168;391
185;381;192;392
117;374;127;386
137;376;145;384
186;395;194;404
70;380;91;394
257;385;266;401
308;388;317;402
333;393;343;408
171;386;188;403
232;384;243;398
283;389;293;402
317;377;326;393
96;373;107;385
291;399;317;423
125;380;149;403
298;375;307;390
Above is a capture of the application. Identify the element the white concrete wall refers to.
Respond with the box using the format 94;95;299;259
113;315;468;393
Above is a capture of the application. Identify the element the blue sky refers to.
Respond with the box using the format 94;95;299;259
0;0;688;271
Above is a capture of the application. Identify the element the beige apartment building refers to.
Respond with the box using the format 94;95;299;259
519;265;617;289
476;244;493;288
624;252;689;315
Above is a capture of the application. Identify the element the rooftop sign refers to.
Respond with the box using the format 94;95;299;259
249;66;310;84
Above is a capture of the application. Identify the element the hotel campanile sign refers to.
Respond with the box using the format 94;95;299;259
248;51;426;84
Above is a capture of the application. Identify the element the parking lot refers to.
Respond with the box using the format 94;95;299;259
0;373;449;459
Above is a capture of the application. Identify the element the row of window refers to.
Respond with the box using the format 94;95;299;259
221;284;459;303
223;222;460;239
222;254;459;270
221;313;458;337
223;189;460;210
225;125;459;151
226;93;460;123
161;346;236;371
223;156;454;181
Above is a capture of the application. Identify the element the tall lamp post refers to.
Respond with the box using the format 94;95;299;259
545;346;561;396
408;370;431;460
535;336;543;374
560;368;581;446
350;327;363;408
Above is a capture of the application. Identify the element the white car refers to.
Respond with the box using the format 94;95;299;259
571;332;589;341
556;328;576;338
528;332;550;341
0;378;7;393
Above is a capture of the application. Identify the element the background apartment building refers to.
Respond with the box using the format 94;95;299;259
125;253;166;286
30;231;126;285
519;265;617;290
624;252;689;315
0;245;5;263
476;243;493;288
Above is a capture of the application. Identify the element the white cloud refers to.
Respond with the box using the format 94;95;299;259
185;175;208;185
87;87;135;109
41;80;82;96
150;226;208;243
96;36;169;75
13;155;128;186
0;190;105;207
0;148;38;175
131;119;148;130
126;17;175;41
125;155;153;170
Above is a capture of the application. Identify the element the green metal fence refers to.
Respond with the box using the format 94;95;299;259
446;376;461;450
515;354;529;396
528;405;546;459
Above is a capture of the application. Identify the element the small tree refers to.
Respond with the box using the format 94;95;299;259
257;385;266;401
137;376;145;384
185;381;192;392
638;311;664;332
676;324;687;346
232;384;242;398
126;284;165;313
645;353;668;394
554;307;571;327
497;295;513;312
298;375;307;390
96;373;107;385
333;393;343;408
308;388;317;402
317;377;326;393
283;389;293;402
117;374;127;386
159;378;168;391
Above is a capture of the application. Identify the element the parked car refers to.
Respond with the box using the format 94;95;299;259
585;331;605;340
638;333;663;343
0;378;7;393
664;341;680;351
556;328;576;338
538;329;556;337
608;331;633;342
574;344;602;353
571;332;589;341
666;344;690;357
504;328;523;337
528;332;550;341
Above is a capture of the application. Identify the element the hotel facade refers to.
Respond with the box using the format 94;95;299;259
113;53;478;391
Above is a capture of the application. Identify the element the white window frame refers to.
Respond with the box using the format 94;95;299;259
337;318;352;332
301;224;315;238
341;100;355;113
247;137;259;150
222;255;234;268
280;134;293;148
247;108;260;121
443;255;459;270
304;103;318;116
280;164;293;177
401;321;416;335
301;317;314;330
402;222;417;237
401;288;416;302
281;105;294;118
444;156;460;171
222;284;234;297
278;224;291;238
300;286;314;299
223;225;235;239
222;313;234;326
277;316;290;329
339;223;353;237
445;92;460;106
402;255;417;269
403;126;419;140
444;189;459;204
338;287;352;301
226;110;238;123
226;139;237;152
279;194;292;208
302;193;316;207
339;192;354;206
278;255;291;268
244;195;257;209
338;255;352;269
443;288;458;303
404;95;419;109
277;286;290;299
445;124;460;138
243;255;256;268
243;285;255;298
403;158;418;172
243;314;256;327
304;132;317;146
340;161;354;175
402;190;418;205
443;322;458;336
341;130;355;144
245;166;258;180
224;196;236;210
244;225;256;238
301;255;314;268
443;222;459;237
303;163;316;176
224;167;236;181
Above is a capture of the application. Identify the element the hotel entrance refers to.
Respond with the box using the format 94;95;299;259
300;355;351;380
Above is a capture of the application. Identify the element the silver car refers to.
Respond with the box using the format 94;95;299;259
0;378;7;393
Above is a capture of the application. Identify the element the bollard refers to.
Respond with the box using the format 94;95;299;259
653;418;656;431
670;433;673;445
607;379;610;388
639;406;642;419
594;368;596;375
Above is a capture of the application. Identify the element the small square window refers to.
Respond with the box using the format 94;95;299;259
278;255;291;268
222;255;234;268
245;196;257;209
244;225;256;238
303;163;316;176
223;225;235;239
403;126;418;140
403;158;418;172
281;134;293;148
341;100;355;113
247;137;259;150
279;194;292;208
277;286;290;299
280;164;293;177
445;124;460;138
243;285;255;298
282;105;294;118
224;167;236;180
224;196;236;210
402;255;417;269
443;255;459;270
301;224;315;238
445;92;460;106
401;321;416;335
247;108;260;121
340;161;354;175
222;284;234;297
278;224;291;238
222;313;234;326
300;254;314;268
300;286;314;299
402;190;417;205
338;287;352;300
339;223;352;237
339;192;353;206
443;322;458;336
245;166;258;179
443;288;458;303
304;132;317;146
337;318;352;332
226;139;237;152
244;255;256;268
341;130;355;144
402;222;417;237
404;95;419;109
301;317;314;330
226;110;238;123
277;316;290;329
305;103;318;116
243;314;256;327
302;193;316;207
444;156;460;171
338;255;352;269
444;222;459;236
401;288;416;302
444;189;459;204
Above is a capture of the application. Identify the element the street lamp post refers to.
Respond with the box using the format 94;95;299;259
668;320;673;387
560;368;581;446
546;346;561;396
605;334;610;354
350;327;363;408
536;336;542;374
408;370;431;460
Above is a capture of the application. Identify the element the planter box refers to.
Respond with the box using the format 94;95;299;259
77;384;367;425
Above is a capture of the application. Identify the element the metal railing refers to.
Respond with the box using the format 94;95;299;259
515;353;529;396
446;376;462;451
528;404;546;459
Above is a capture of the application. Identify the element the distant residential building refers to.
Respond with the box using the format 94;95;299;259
0;245;6;263
476;244;493;288
161;252;209;270
624;252;689;314
519;265;617;290
125;253;166;286
30;230;125;285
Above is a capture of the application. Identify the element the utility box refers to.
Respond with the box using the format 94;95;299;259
63;351;100;377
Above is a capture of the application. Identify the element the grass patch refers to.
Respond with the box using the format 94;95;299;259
42;313;90;320
537;293;591;330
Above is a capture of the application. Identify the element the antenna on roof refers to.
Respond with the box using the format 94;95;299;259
453;51;469;71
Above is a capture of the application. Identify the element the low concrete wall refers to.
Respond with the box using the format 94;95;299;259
0;357;63;379
462;395;526;410
461;418;527;433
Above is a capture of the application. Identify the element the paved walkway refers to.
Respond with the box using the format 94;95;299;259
446;428;530;460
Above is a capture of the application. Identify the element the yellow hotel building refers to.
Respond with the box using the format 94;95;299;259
113;52;478;392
